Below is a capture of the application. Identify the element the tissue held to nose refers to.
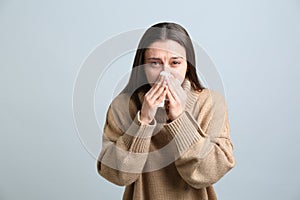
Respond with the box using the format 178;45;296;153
160;71;172;85
158;71;172;107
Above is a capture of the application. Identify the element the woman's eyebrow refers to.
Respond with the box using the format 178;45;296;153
147;56;184;60
171;56;184;59
146;57;162;61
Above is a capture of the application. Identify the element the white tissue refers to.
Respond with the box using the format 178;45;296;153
158;71;172;107
160;71;172;78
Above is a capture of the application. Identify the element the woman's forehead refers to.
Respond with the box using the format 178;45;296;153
145;40;186;58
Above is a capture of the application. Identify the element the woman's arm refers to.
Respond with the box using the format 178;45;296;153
98;75;167;186
164;91;235;189
97;101;156;186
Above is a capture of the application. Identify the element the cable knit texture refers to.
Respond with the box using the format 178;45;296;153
97;78;235;200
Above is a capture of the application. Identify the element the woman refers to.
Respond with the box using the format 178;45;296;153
97;22;235;200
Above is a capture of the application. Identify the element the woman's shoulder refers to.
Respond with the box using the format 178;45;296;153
200;88;226;100
110;92;131;106
105;93;138;129
108;92;140;119
193;88;227;109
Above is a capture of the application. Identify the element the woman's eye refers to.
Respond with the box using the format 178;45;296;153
151;62;161;67
172;61;181;65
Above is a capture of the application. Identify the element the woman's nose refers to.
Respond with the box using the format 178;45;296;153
162;64;171;72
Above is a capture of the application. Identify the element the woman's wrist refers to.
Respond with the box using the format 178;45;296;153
139;111;153;125
168;109;183;121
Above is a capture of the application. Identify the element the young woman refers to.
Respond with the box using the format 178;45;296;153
97;22;235;200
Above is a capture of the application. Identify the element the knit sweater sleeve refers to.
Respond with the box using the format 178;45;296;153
164;90;235;189
96;96;155;186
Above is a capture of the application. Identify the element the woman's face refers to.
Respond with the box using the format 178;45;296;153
144;40;188;86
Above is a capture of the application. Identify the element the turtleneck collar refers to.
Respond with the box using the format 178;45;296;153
181;78;200;111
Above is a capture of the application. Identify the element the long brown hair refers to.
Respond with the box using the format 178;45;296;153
121;22;206;94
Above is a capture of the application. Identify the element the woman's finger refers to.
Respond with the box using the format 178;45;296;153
169;76;186;99
147;75;165;98
154;87;167;105
167;78;180;101
151;84;166;102
166;88;176;105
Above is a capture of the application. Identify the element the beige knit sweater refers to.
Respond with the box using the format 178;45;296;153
97;78;235;200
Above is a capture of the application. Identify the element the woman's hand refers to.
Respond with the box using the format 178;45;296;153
140;75;168;124
165;76;187;121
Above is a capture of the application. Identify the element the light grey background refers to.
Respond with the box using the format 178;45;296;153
1;0;299;199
